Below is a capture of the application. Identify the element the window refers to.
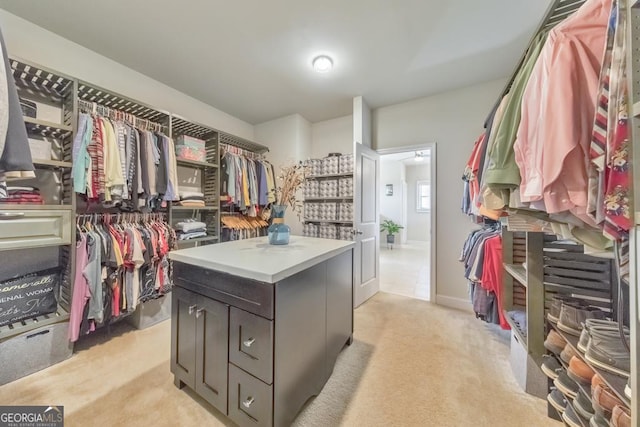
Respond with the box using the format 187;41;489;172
416;181;430;212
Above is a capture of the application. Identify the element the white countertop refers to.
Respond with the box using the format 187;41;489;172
168;236;355;283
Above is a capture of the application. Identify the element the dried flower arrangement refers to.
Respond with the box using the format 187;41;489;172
271;161;307;218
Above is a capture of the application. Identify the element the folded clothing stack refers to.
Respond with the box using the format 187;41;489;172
178;191;205;207
0;186;44;204
175;219;207;240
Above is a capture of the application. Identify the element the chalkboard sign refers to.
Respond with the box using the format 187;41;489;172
0;268;59;327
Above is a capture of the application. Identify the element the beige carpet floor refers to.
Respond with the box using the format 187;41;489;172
0;292;559;427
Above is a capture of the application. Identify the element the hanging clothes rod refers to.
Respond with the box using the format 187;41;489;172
220;142;267;160
78;99;166;133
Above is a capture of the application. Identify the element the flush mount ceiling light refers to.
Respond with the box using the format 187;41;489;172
312;55;333;73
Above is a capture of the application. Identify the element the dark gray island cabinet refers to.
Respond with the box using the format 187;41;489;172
168;236;355;427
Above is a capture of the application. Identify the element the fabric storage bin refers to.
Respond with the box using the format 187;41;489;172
339;177;353;197
0;268;60;327
175;135;206;162
320;180;338;198
338;226;353;241
305;159;323;176
127;294;172;330
319;224;337;239
322;156;339;175
338;202;353;222
28;139;52;160
0;319;73;385
303;180;319;199
304;203;319;221
339;154;353;174
321;202;337;221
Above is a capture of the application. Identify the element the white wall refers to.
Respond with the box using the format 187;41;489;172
0;9;254;140
373;78;507;308
405;163;431;242
254;114;311;236
379;158;405;243
311;115;353;158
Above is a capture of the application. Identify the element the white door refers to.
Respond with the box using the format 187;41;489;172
354;143;380;307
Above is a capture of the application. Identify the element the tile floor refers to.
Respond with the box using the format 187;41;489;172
379;240;430;300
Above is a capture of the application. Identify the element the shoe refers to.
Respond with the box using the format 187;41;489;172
592;373;606;396
555;371;580;399
573;387;594;419
567;356;595;386
562;402;589;427
548;389;568;413
561;343;579;365
592;384;623;419
541;355;563;380
624;377;631;400
610;404;631;427
558;304;606;336
585;327;630;377
545;329;567;355
578;319;624;353
589;412;609;427
548;296;581;324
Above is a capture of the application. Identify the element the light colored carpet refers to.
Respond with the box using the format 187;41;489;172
0;292;559;426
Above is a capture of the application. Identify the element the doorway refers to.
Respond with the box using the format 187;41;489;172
377;145;435;301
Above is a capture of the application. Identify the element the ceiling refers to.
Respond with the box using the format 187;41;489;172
0;0;552;124
381;150;430;166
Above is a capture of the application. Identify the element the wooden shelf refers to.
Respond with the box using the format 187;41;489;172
305;173;353;179
176;158;218;169
304;197;353;201
176;236;219;246
549;323;630;408
504;263;527;287
32;159;72;169
23;117;72;139
171;206;218;211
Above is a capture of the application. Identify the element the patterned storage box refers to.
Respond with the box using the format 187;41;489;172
320;202;337;221
338;177;353;197
338;202;353;222
339;154;354;174
320;180;338;198
305;159;323;176
322;156;340;175
338;226;353;241
319;224;337;239
304;203;320;221
303;181;320;199
175;135;206;162
303;223;319;238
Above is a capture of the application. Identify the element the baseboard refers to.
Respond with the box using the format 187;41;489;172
435;295;474;313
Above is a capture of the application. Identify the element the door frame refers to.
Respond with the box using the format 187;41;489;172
377;143;437;302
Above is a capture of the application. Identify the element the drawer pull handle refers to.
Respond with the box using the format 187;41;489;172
243;337;256;348
196;308;204;318
188;305;197;315
0;212;25;220
242;396;255;408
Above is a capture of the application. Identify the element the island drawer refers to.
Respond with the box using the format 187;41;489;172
229;307;274;384
228;363;273;427
173;262;274;319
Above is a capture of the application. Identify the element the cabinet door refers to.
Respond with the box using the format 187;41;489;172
171;287;198;389
195;295;229;414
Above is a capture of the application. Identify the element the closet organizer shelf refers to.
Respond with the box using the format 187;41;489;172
0;307;69;341
176;236;219;246
0;204;73;211
23;117;72;139
549;323;630;407
32;159;72;169
175;158;218;169
504;263;528;287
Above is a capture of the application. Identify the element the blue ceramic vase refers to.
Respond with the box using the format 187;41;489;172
268;205;290;245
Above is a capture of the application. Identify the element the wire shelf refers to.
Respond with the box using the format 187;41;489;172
10;58;74;100
171;116;217;140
